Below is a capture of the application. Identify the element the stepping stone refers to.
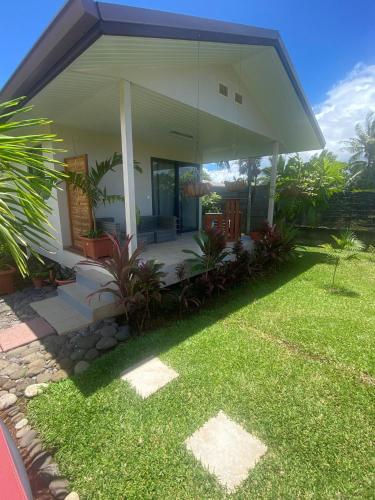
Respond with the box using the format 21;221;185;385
121;357;178;399
0;318;55;352
185;411;267;493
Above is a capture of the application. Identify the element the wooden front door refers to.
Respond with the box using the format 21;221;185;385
65;155;92;251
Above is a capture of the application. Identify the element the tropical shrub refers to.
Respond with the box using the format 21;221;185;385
201;191;222;214
254;222;299;268
79;234;165;331
323;229;364;287
183;228;229;277
174;262;201;314
0;97;67;275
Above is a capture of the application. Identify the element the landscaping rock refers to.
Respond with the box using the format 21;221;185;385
9;365;27;380
2;379;16;390
25;383;48;398
70;349;86;361
15;418;28;430
57;358;73;370
49;478;70;499
11;411;25;423
0;392;17;410
16;425;31;439
36;371;53;384
28;441;43;458
31;451;53;469
75;334;100;350
84;348;99;361
65;492;80;500
96;336;117;351
74;361;89;375
98;325;117;337
51;369;69;382
19;429;38;448
39;462;60;482
27;359;46;377
115;325;130;341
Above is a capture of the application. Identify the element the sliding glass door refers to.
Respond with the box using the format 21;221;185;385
152;158;200;232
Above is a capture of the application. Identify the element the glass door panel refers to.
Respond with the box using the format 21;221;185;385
179;165;200;232
152;159;176;218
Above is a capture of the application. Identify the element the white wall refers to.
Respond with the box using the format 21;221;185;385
48;123;200;255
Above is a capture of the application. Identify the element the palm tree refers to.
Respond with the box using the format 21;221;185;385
342;111;375;187
0;97;66;275
67;153;126;235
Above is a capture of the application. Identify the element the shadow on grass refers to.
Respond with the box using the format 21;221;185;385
322;285;360;298
68;250;327;396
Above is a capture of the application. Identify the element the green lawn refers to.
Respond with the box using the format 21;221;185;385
28;248;375;499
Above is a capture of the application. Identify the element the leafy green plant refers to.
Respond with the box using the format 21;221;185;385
255;222;299;268
366;244;375;263
323;229;364;287
201;191;222;214
79;234;165;331
174;262;201;314
183;228;229;277
67;153;141;235
0;97;67;275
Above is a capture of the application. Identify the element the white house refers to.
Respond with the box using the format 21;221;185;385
1;0;324;269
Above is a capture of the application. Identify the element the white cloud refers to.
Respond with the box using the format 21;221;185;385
314;63;375;159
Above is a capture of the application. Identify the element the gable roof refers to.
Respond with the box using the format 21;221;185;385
0;0;324;148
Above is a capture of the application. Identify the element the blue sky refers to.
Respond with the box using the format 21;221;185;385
1;0;374;165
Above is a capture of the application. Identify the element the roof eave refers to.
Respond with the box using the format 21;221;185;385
0;0;325;149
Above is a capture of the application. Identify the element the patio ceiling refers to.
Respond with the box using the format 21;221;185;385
3;1;324;158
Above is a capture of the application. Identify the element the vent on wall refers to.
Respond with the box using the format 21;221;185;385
235;92;243;104
219;83;228;97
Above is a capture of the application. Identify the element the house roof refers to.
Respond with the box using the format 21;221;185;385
1;0;324;149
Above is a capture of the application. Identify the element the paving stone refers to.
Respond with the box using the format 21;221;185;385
115;325;130;342
19;429;38;448
121;357;179;399
98;325;117;337
74;361;89;375
84;348;99;361
185;411;267;493
51;369;69;382
25;383;48;398
96;336;117;351
15;418;28;430
0;392;17;410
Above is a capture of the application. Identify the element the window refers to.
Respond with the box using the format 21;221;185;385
219;83;228;97
235;92;243;104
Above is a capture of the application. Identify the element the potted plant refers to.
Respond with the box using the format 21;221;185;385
29;257;49;289
54;265;76;286
67;153;138;259
0;243;16;295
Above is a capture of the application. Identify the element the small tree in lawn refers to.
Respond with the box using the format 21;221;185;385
324;229;364;288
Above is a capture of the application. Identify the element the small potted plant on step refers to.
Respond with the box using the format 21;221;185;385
67;153;135;259
0;243;16;295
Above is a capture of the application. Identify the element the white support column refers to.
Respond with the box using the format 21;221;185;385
119;80;137;254
267;141;279;226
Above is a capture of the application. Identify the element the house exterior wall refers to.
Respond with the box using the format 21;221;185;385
44;123;200;265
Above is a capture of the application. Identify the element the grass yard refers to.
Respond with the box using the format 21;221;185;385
28;248;375;499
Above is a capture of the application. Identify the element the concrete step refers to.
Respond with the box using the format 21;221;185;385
30;296;92;335
75;267;114;291
57;282;123;322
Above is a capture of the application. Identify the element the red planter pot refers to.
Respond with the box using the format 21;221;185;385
250;231;262;241
32;277;44;289
0;267;16;295
80;235;114;259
